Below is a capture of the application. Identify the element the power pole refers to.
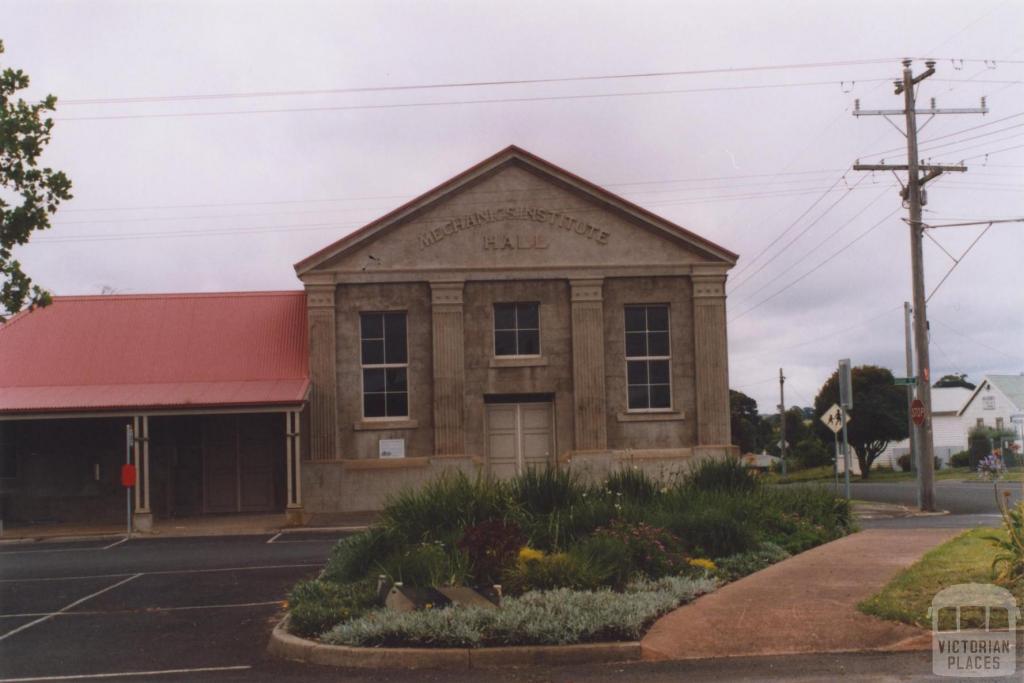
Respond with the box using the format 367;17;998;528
778;368;787;477
852;59;987;512
904;301;920;509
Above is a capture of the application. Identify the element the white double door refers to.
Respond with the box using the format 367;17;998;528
485;402;554;479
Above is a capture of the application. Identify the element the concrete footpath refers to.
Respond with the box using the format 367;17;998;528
642;528;958;660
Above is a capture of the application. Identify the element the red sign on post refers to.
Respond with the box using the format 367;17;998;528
121;463;137;487
911;399;926;426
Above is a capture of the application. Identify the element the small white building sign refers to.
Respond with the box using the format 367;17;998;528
379;438;406;459
983;395;996;410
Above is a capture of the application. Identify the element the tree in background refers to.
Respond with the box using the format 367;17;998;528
1;39;73;320
764;406;812;460
934;373;976;390
813;365;908;479
729;389;762;454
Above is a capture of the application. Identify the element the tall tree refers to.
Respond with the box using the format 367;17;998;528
729;389;762;454
1;39;73;320
813;365;908;478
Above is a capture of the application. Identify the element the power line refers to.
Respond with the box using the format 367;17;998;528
53;58;918;106
55;78;896;122
51;178;878;228
727;172;849;281
925;222;994;303
55;168;849;215
36;185;884;244
920;130;1024;160
729;185;893;302
931;319;1024;363
924;217;1024;228
729;207;902;322
728;174;871;293
959;142;1024;161
860;111;1024;159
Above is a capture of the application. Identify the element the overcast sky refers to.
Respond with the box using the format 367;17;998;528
5;0;1023;413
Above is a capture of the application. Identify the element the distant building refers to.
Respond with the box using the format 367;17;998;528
876;386;974;468
958;375;1024;454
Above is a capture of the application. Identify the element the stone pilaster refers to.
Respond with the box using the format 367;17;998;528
431;282;466;456
306;282;338;460
692;272;731;445
570;278;607;450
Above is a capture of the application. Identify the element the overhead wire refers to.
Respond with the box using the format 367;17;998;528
54;78;897;122
728;174;872;294
54;58;917;106
729;206;902;322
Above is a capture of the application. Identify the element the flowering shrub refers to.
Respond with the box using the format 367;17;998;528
688;558;716;573
518;546;545;563
457;518;525;585
978;454;1006;480
594;520;687;579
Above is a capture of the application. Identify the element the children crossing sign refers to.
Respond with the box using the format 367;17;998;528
820;403;850;434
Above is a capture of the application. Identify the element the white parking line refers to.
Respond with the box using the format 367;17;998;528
101;537;129;550
0;574;142;642
0;545;113;557
265;532;282;544
0;665;251;682
0;562;321;584
0;600;285;619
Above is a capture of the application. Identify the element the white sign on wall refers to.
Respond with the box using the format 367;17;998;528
983;395;996;410
379;438;406;459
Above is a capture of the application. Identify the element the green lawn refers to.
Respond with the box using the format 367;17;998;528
858;528;1023;630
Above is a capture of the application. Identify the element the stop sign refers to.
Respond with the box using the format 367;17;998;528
911;399;926;426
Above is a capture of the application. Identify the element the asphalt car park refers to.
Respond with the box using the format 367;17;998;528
0;531;345;682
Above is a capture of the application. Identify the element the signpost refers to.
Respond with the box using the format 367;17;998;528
820;404;851;494
838;359;853;500
124;424;134;537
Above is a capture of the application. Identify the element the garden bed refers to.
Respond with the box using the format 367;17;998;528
284;460;854;649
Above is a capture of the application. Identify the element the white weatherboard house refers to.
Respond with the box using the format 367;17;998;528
958;375;1024;454
876;386;973;469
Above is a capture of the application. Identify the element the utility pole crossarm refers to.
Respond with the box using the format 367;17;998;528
853;107;988;117
852;163;966;172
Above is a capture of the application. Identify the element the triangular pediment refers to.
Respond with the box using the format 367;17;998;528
295;146;737;278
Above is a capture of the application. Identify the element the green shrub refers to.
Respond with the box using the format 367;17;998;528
322;527;402;584
378;472;512;546
792;438;832;469
287;578;378;639
509;467;587;514
604;467;658;504
715;542;790;581
684;457;760;494
322;576;716;647
379;542;470;588
950;450;971;468
897;454;911;472
671;504;759;557
568;534;635;589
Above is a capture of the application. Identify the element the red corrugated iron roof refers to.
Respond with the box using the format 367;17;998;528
0;291;309;415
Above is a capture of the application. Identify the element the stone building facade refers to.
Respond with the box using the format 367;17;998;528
295;146;737;513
